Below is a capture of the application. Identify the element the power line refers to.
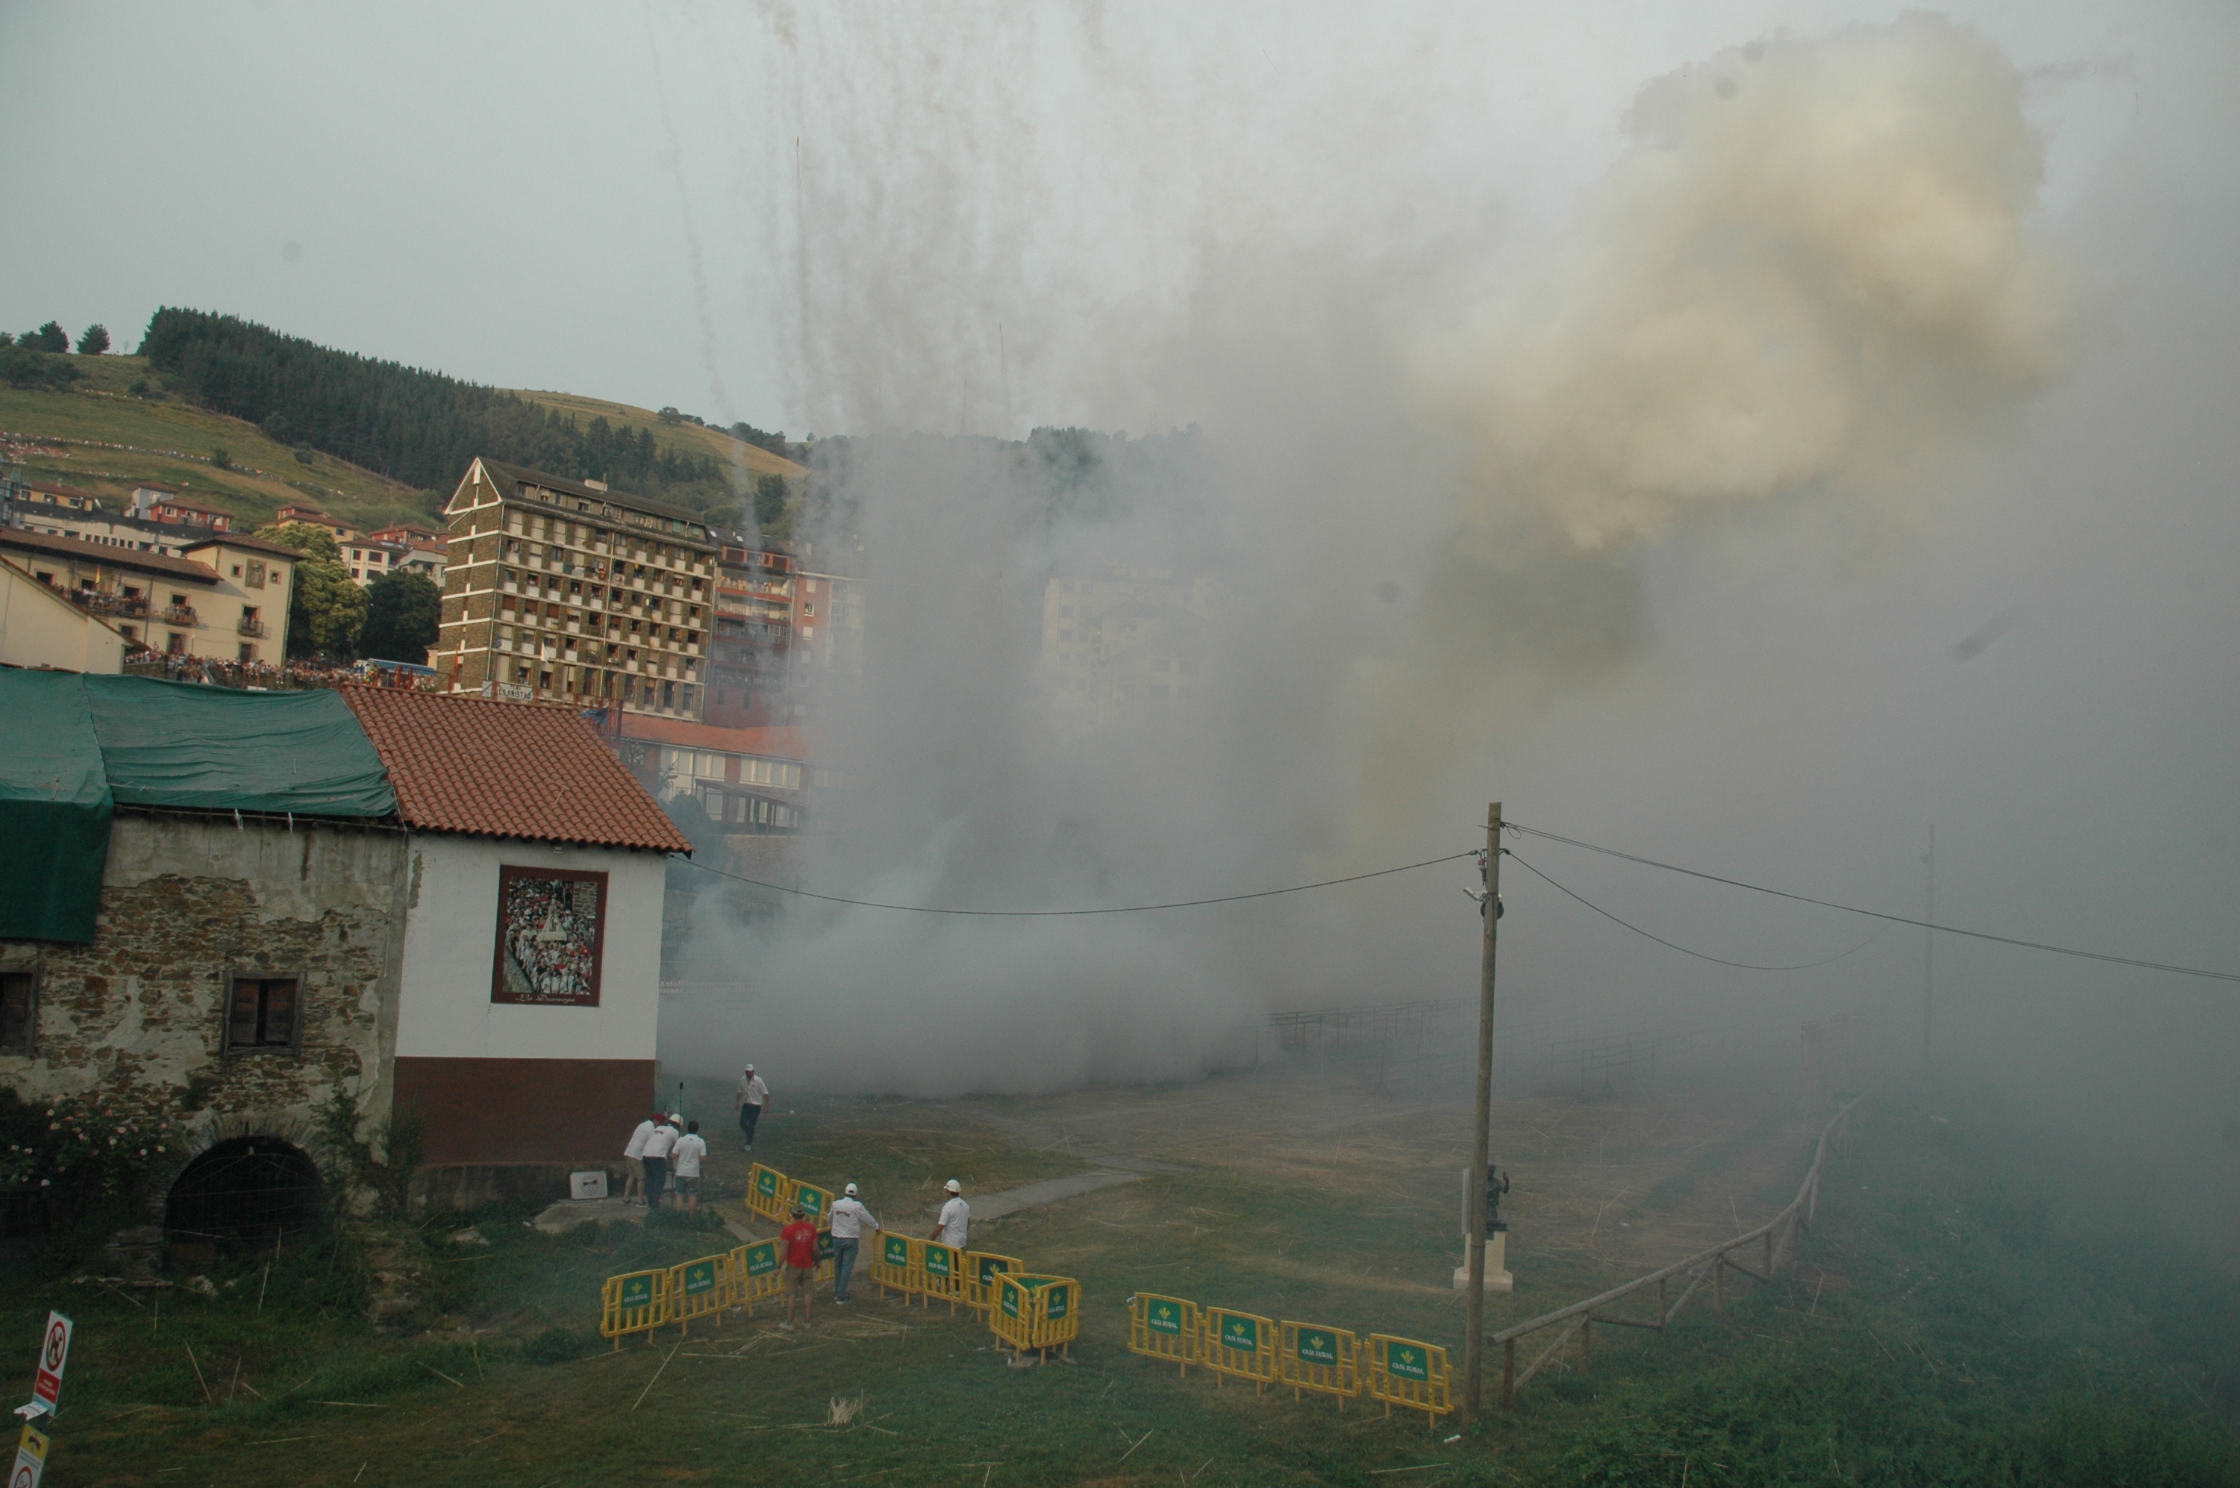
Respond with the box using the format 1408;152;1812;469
666;848;1478;916
1506;821;2240;985
1508;853;1890;971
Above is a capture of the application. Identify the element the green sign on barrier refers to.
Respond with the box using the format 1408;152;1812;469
817;1230;836;1262
796;1185;830;1218
925;1244;953;1280
974;1255;1011;1286
620;1274;654;1310
1044;1283;1071;1321
884;1235;909;1267
1221;1315;1261;1354
755;1169;781;1199
1001;1280;1022;1319
682;1259;719;1297
743;1241;779;1279
1145;1298;1185;1337
1296;1327;1339;1366
1386;1341;1430;1382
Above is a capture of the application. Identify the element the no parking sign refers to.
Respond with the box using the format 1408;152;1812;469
16;1314;69;1420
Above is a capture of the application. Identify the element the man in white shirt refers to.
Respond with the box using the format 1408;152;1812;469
826;1182;878;1304
928;1178;969;1251
735;1064;770;1153
669;1120;710;1215
641;1116;679;1211
622;1112;659;1207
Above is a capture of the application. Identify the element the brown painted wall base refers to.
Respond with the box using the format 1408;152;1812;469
392;1056;657;1167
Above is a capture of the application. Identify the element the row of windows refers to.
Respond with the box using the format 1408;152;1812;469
670;748;803;790
1;970;298;1057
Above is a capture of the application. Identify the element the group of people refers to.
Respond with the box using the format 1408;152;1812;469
615;1062;977;1332
621;1111;709;1213
773;1176;972;1329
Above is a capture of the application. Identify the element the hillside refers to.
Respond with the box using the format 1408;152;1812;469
509;388;807;482
0;354;439;533
1;352;807;539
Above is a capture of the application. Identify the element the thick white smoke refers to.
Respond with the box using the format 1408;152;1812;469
1434;18;2078;551
659;12;2083;1097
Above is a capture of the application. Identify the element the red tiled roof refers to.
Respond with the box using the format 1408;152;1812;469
340;688;691;852
0;526;221;582
618;715;809;761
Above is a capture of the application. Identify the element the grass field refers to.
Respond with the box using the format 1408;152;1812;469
6;1070;2234;1487
0;355;439;534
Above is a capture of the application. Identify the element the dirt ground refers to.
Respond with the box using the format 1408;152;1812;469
681;1058;1822;1347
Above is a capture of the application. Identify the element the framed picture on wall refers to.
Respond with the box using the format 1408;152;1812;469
491;866;609;1006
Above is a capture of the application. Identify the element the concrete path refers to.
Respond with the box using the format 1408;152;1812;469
969;1169;1148;1220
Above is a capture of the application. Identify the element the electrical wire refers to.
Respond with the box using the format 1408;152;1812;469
1507;853;1890;971
1506;821;2240;985
665;848;1478;916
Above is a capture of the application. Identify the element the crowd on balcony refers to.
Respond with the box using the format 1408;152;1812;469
123;651;435;692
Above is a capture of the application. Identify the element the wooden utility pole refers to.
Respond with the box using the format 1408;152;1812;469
1921;825;1935;1078
1462;801;1501;1420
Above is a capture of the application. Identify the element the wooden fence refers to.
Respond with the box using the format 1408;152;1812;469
1490;1090;1867;1407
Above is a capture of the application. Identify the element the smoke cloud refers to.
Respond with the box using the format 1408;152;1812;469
1436;18;2079;552
660;12;2109;1103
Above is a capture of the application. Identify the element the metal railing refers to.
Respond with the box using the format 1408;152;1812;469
160;603;199;625
236;616;266;637
66;589;150;617
1492;1089;1869;1406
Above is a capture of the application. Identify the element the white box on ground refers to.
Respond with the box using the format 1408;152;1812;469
569;1170;610;1201
1453;1233;1514;1292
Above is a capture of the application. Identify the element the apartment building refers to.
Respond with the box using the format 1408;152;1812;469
274;503;357;541
429;457;718;720
706;538;796;728
1042;563;1225;732
618;716;809;833
0;526;295;659
130;486;233;531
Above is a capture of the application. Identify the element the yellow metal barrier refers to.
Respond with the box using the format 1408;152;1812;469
919;1240;965;1314
667;1253;731;1336
746;1163;794;1223
600;1267;670;1347
961;1251;1022;1314
1278;1321;1363;1407
990;1273;1081;1359
872;1233;918;1300
1127;1293;1201;1377
1202;1308;1279;1394
793;1182;834;1223
1366;1334;1453;1425
731;1239;783;1315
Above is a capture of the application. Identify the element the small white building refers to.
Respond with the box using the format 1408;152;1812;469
0;675;690;1232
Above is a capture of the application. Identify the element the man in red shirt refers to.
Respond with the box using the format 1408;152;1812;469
780;1205;819;1330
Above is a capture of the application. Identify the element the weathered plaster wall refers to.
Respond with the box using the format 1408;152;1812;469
0;813;410;1140
395;835;664;1060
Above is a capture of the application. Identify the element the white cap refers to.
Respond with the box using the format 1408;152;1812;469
944;1179;961;1194
844;1182;859;1196
744;1063;755;1071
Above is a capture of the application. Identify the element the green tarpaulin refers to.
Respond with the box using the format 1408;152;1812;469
0;671;114;944
82;676;396;817
0;672;398;943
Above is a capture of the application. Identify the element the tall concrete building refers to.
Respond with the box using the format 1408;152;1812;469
430;458;719;720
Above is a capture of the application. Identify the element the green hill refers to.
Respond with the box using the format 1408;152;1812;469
1;334;808;538
0;353;439;533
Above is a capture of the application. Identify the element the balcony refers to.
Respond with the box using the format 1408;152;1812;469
160;604;199;626
237;616;267;637
66;590;150;618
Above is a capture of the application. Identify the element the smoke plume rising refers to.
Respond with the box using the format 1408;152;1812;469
661;12;2096;1101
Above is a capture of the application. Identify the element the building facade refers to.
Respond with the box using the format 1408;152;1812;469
0;675;690;1231
429;457;718;721
0;527;295;660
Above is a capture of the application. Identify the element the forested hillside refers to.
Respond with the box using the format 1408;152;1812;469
139;309;780;519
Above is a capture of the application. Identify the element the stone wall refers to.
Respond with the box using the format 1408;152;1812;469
0;813;411;1158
